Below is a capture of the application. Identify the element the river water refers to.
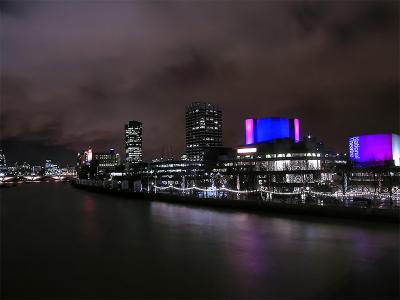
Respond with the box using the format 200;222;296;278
1;183;399;298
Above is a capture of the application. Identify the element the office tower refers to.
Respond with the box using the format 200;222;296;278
0;149;6;167
125;120;143;163
186;102;222;161
93;149;121;173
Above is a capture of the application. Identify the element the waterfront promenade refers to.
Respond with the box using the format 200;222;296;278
73;181;400;223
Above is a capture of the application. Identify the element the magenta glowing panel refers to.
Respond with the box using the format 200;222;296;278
245;118;254;145
348;134;397;165
294;118;300;143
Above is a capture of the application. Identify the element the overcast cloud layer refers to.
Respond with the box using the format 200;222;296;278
1;0;399;164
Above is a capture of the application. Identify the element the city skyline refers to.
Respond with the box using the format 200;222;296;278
1;1;399;165
1;2;399;299
1;97;399;165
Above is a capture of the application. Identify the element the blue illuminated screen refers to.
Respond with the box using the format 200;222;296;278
255;118;290;143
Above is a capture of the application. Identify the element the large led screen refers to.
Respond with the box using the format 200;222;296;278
348;134;399;166
245;117;299;145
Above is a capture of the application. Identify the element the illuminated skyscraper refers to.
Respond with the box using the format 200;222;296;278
125;120;143;163
186;102;222;161
0;149;6;167
0;149;6;173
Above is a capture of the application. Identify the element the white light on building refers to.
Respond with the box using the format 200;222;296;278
237;147;257;154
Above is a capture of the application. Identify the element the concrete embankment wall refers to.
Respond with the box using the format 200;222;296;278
72;182;400;224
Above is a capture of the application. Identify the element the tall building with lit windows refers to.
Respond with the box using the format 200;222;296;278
0;149;6;167
0;149;6;173
125;120;143;163
186;102;222;161
93;149;121;174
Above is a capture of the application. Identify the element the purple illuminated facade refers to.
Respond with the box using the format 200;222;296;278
245;117;300;145
245;118;254;145
348;133;400;166
294;118;300;143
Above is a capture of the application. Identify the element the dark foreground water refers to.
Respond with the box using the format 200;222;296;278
1;183;399;299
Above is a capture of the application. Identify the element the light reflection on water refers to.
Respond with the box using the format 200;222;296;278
2;183;399;299
150;202;399;297
81;195;99;240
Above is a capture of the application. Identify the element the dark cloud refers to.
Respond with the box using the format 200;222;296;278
332;1;399;45
163;51;217;86
291;1;327;33
0;1;398;165
0;0;32;16
149;49;238;90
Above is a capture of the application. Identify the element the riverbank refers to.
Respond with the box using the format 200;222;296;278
72;182;399;223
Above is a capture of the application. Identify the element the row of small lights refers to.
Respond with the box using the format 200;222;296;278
74;179;399;200
153;185;400;199
0;176;66;181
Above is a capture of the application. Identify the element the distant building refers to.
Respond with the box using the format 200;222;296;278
60;166;77;176
186;102;222;161
44;160;59;176
77;147;121;178
77;147;93;166
125;120;143;164
0;149;6;166
93;149;121;174
17;162;31;176
76;147;96;179
32;166;43;175
0;149;6;173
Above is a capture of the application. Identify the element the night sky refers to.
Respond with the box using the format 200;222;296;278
1;0;399;165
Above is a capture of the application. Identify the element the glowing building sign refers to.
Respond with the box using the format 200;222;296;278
245;119;254;145
294;118;300;143
237;147;257;154
87;148;93;162
245;117;300;145
348;134;400;166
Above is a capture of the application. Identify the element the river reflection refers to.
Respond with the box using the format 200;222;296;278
2;183;399;299
81;195;99;240
150;202;399;298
